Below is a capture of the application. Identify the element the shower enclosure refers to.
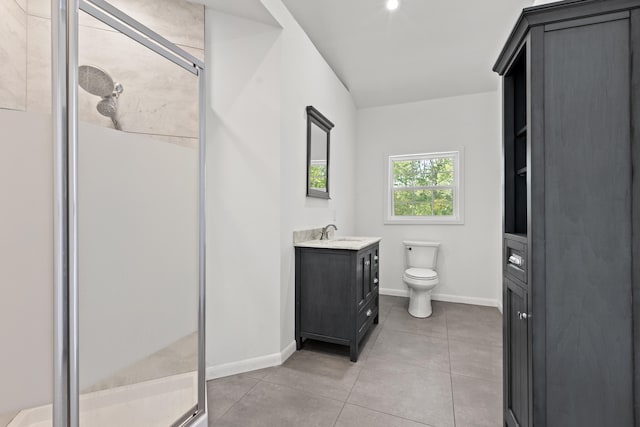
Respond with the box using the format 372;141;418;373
0;0;206;425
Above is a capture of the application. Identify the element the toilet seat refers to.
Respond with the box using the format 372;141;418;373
404;268;438;280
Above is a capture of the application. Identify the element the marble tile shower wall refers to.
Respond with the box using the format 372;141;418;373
0;0;204;147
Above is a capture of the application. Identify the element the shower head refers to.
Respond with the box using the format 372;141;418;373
96;97;117;118
78;65;115;97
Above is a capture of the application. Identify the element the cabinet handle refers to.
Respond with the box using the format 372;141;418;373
517;311;530;320
366;309;373;317
373;278;379;284
365;260;370;266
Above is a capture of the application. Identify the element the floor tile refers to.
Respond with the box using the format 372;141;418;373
357;323;382;361
213;381;343;427
262;349;362;401
384;303;448;339
242;367;274;380
446;315;503;347
378;295;397;320
449;339;502;381
348;358;454;426
452;374;502;427
369;328;450;373
206;374;260;424
335;404;429;427
443;302;502;325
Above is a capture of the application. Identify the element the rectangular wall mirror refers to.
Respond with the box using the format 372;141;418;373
306;106;334;199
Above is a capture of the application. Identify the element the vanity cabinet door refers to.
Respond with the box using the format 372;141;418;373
504;278;529;427
356;250;372;310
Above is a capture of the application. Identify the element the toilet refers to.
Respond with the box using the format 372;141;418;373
402;241;440;318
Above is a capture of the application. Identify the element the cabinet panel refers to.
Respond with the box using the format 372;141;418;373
544;18;633;426
299;250;351;340
505;279;529;427
356;250;372;310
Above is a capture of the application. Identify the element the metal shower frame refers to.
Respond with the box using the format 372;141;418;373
52;0;207;425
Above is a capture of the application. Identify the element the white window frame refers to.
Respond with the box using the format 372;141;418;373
385;150;464;225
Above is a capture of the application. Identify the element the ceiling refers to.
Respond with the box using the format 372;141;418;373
195;0;279;26
280;0;533;108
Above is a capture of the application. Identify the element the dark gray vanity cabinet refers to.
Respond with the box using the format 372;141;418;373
495;1;640;426
295;243;379;362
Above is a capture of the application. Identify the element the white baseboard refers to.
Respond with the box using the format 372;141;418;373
379;287;409;297
379;287;500;309
432;293;499;308
279;340;297;363
206;340;297;381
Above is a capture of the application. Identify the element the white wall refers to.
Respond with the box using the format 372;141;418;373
205;0;358;376
264;0;358;352
355;92;502;307
205;9;283;370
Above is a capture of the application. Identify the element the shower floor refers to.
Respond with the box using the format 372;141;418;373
2;332;199;427
8;371;197;427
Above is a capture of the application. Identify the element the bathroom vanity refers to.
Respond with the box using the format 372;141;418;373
294;237;381;362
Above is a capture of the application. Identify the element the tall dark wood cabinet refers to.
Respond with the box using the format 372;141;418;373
494;1;640;426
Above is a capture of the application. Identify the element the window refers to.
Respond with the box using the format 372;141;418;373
386;151;464;224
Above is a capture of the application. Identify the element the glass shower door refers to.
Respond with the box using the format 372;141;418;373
70;1;205;425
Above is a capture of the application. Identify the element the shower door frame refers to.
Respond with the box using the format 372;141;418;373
52;0;207;426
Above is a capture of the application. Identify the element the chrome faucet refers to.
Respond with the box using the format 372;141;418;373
320;224;338;240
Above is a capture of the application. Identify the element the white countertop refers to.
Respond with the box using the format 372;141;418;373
294;236;381;251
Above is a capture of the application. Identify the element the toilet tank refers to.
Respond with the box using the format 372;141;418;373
403;241;440;270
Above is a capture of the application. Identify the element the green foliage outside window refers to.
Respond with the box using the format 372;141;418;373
309;163;327;190
392;157;455;217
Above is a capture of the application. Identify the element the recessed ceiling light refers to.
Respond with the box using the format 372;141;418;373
386;0;399;11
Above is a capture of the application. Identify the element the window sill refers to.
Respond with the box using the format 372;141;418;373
384;217;464;225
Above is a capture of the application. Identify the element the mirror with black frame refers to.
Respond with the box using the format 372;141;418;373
306;106;334;199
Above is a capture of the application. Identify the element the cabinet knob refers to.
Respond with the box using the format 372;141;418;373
374;256;379;261
373;278;379;284
517;311;530;320
366;309;373;317
365;260;370;266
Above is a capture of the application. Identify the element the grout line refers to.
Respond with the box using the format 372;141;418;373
332;402;346;427
346;402;435;426
334;356;367;426
257;376;347;405
210;377;261;423
14;0;26;13
445;300;458;427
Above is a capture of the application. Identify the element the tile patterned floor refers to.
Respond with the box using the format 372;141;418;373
207;296;503;427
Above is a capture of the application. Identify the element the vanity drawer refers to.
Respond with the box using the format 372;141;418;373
357;297;378;337
504;237;527;284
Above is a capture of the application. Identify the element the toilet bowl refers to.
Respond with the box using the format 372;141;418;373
402;241;440;318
